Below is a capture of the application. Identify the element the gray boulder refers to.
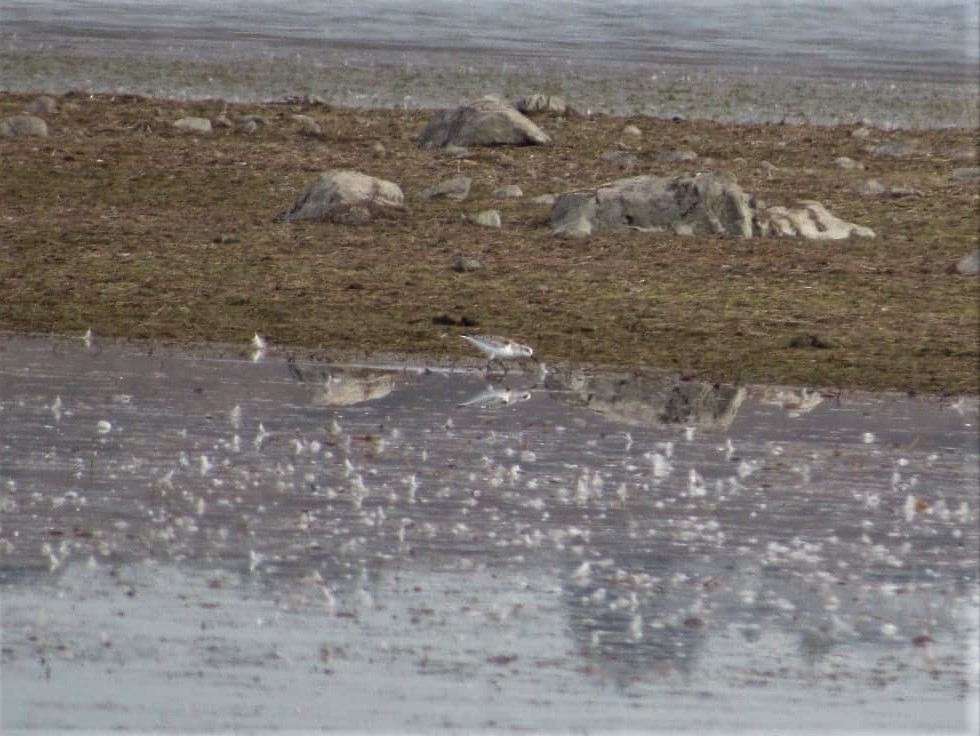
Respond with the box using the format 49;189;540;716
0;115;49;137
418;96;552;149
418;176;471;201
551;173;754;239
275;169;405;223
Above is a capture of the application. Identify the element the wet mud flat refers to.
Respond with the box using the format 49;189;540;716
1;336;978;732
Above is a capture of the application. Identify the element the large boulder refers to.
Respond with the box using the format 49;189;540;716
0;115;49;137
418;96;552;149
275;170;405;224
757;201;875;239
551;173;754;238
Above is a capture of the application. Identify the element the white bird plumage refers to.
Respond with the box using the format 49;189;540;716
461;335;536;374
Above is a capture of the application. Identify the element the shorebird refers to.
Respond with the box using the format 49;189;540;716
461;335;536;375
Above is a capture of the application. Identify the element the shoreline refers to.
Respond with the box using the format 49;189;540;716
1;91;977;395
2;50;978;129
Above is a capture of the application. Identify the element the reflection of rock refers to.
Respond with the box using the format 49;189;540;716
752;385;824;413
546;370;745;430
314;371;394;407
288;363;395;406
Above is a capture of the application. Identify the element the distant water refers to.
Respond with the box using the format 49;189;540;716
2;0;978;124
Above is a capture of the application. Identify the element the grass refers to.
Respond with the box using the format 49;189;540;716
1;91;977;394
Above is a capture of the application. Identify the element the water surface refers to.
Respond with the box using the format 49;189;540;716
1;335;977;732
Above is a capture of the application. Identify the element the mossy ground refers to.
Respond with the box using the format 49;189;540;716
1;92;977;394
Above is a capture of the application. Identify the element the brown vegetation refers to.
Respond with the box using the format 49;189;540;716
1;92;977;393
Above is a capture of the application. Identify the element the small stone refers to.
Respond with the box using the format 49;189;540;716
833;156;861;169
868;140;920;157
213;114;234;129
851;126;873;139
173;117;212;135
371;142;387;156
952;166;980;182
600;150;637;169
238;119;259;135
454;257;482;273
418;176;471;201
468;210;501;228
654;149;698;163
852;179;886;196
950;249;979;276
492;184;523;199
442;145;470;158
512;93;568;115
292;114;322;136
622;124;642;137
528;194;556;207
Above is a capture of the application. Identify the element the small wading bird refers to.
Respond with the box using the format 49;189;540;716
461;335;537;375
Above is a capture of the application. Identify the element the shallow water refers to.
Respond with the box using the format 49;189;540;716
2;0;978;126
1;335;977;732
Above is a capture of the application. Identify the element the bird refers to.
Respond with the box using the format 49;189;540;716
460;335;536;375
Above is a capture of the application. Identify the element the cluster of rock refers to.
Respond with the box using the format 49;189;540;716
270;94;882;241
6;92;972;260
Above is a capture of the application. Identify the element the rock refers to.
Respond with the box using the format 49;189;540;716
173;116;212;135
758;161;779;177
213;114;234;129
512;93;568;115
0;115;49;137
551;173;754;239
654;149;698;163
492;184;523;199
949;249;979;276
370;142;387;157
851;126;874;139
291;114;322;136
454;257;482;273
418;176;471;202
238;119;259;135
833;156;862;169
528;194;556;207
852;178;887;196
468;210;501;228
622;124;642;138
28;96;58;116
867;140;920;157
758;201;875;239
275;169;405;223
945;148;976;161
952;166;980;182
418;95;552;149
599;150;638;170
852;179;920;198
